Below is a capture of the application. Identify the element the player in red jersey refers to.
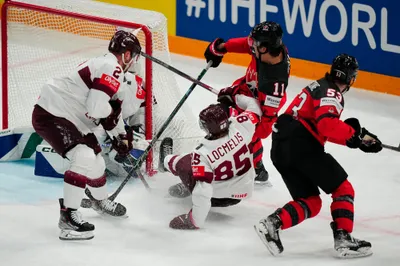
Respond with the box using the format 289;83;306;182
204;21;291;186
253;54;382;258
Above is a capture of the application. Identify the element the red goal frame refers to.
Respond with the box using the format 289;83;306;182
1;0;156;175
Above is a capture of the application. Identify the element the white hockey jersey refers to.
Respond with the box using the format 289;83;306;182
190;109;260;227
36;53;126;135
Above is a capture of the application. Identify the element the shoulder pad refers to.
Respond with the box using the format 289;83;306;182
305;78;332;99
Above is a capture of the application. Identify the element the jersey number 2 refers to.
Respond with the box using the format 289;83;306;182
113;66;122;79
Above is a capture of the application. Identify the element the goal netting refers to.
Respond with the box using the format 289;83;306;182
1;0;203;174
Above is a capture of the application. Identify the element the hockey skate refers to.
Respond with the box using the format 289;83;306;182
91;197;127;218
254;162;272;187
169;183;191;198
330;222;372;258
159;137;173;172
58;198;95;241
254;210;284;256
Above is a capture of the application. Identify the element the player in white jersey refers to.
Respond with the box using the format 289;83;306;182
32;30;141;240
95;71;149;178
159;96;262;230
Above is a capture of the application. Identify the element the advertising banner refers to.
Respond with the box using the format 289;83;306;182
177;0;399;78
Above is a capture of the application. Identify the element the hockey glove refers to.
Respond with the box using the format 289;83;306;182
169;210;199;230
100;100;122;131
344;118;382;153
217;86;236;107
204;38;227;68
111;130;133;158
359;129;382;153
344;118;362;149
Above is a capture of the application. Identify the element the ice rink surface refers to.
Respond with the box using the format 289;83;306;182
1;53;400;266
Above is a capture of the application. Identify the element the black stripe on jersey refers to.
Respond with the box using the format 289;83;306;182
300;118;319;135
316;113;339;123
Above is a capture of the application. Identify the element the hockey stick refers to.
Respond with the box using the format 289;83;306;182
102;61;213;201
382;143;400;152
140;51;218;95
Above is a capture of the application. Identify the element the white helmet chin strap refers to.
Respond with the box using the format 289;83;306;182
122;52;134;72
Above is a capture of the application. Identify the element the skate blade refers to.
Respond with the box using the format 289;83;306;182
59;230;94;241
253;224;282;256
94;210;129;219
336;247;373;259
255;180;273;187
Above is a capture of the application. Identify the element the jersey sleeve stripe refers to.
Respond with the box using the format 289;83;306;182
316;113;339;123
78;66;93;90
92;77;118;97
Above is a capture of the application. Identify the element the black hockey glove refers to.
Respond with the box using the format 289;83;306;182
344;118;362;148
217;86;236;107
100;100;122;131
359;129;382;153
344;118;382;153
204;38;227;68
112;130;133;158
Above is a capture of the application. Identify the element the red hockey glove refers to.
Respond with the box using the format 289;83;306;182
100;100;122;131
112;130;133;157
169;210;199;230
204;38;227;68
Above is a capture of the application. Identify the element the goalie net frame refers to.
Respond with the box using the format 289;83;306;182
1;0;157;174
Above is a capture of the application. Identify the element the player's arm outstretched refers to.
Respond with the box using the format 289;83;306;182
312;87;382;153
204;37;251;68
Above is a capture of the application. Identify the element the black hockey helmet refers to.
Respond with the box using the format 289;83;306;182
248;21;283;55
108;30;141;57
329;53;359;89
199;104;229;139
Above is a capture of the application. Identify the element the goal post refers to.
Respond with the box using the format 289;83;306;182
1;0;202;175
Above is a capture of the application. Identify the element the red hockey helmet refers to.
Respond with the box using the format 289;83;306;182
199;104;229;139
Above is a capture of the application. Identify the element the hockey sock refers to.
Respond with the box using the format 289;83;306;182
87;174;107;200
251;138;263;166
164;154;179;175
64;170;88;209
279;195;322;229
330;179;354;233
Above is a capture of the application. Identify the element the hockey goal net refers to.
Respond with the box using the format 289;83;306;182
1;0;202;174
